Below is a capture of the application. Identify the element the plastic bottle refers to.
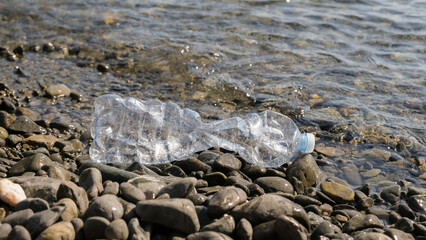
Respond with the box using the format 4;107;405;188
90;94;315;167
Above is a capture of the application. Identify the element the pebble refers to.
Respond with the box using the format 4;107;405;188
380;185;401;204
252;220;278;240
97;63;110;73
15;198;49;213
119;182;146;203
295;195;322;207
103;181;120;195
231;194;310;229
127;218;150;240
8;225;31;240
84;194;123;221
56;198;78;221
208;187;247;218
157;177;197;199
235;218;253;240
353;232;392;240
384;228;415;240
71;218;84;240
57;181;89;217
1;209;33;226
84;216;110;239
79;161;139;183
342;214;385;233
407;195;426;213
320;181;355;204
45;84;71;98
127;175;166;195
0;110;15;128
398;203;416;219
286;154;324;189
203;172;227;186
25;135;60;149
0;127;7;139
0;223;12;240
25;205;65;238
36;221;75;240
342;163;362;186
254;176;294;194
8;153;53;176
213;153;242;171
187;231;233;240
173;157;211;174
242;164;267;179
200;214;235;236
0;178;26;207
105;219;129;240
136;198;200;234
312;220;335;238
79;167;104;199
275;215;309;240
7;116;46;134
395;217;414;232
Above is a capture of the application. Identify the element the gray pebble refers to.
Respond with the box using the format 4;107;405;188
187;231;233;240
8;225;31;240
103;181;120;195
274;215;309;240
208;187;247;218
79;167;104;199
380;185;401;204
15;198;50;213
235;218;252;240
213;153;242;172
254;176;294;194
119;182;146;203
342;214;385;233
127;218;150;240
395;217;414;233
157;177;197;199
1;209;34;226
105;219;129;240
24;205;65;238
0;223;12;240
84;216;110;240
200;215;235;236
84;194;123;221
57;181;89;217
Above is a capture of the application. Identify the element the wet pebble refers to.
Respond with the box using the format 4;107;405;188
286;154;323;189
353;232;392;240
9;176;62;204
320;181;355;204
84;194;123;221
235;218;253;240
7;116;46;134
254;176;294;194
342;214;385;233
136;198;200;234
200;214;235;236
395;217;414;233
380;185;401;204
213;153;242;171
407;194;426;213
97;63;110;73
274;215;309;240
157;177;197;199
208;186;247;218
187;231;233;240
384;228;415;240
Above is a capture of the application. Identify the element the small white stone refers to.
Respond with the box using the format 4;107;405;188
0;179;26;207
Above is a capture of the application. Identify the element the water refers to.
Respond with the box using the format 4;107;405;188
0;0;425;185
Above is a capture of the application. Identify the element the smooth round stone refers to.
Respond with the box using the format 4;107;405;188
321;181;355;204
407;195;426;213
103;181;120;195
0;110;15;128
15;198;49;213
84;216;110;240
46;165;72;182
242;164;266;179
187;231;233;240
127;218;150;240
119;182;146;203
135;198;200;234
384;228;415;240
57;181;89;217
71;218;84;239
342;163;362;186
203;172;227;186
164;165;187;177
79;167;104;199
294;195;322;207
8;153;53;176
255;176;294;194
208;187;247;218
25;206;65;238
0;223;12;239
276;215;309;240
105;219;129;240
37;221;75;240
45;84;71;98
398;203;416;219
231;194;310;229
8;176;61;203
157;177;197;199
0;126;8;139
235;218;252;240
361;169;381;178
1;209;34;226
213;153;242;172
395;217;415;233
286;154;324;189
25;135;60;149
312;220;335;237
9;225;31;240
127;175;166;195
353;232;392;240
200;215;235;236
342;214;385;234
0;178;26;207
252;220;278;240
84;194;123;221
174;157;211;174
380;185;401;204
56;198;78;221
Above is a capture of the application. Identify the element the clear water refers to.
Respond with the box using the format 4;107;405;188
0;0;425;185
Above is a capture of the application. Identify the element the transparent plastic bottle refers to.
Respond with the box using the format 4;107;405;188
90;94;315;167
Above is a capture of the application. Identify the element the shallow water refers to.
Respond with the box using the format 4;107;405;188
0;0;425;185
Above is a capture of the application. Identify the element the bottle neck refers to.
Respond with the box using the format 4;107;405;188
298;133;308;153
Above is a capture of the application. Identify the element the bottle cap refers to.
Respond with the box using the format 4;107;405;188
305;133;315;153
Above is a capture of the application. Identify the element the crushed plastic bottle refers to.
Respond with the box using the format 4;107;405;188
90;94;315;167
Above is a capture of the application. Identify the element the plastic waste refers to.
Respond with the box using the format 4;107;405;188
90;94;315;167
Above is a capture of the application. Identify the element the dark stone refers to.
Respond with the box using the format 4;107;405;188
24;205;65;238
407;195;426;213
252;220;278;240
199;215;235;236
163;165;187;177
235;218;252;240
57;181;89;217
312;220;335;238
9;176;62;204
135;198;200;234
384;228;415;240
5;134;22;146
187;231;233;240
84;216;110;240
79;167;104;199
1;209;33;226
42;43;55;52
0;99;16;113
79;161;139;183
8;153;53;176
399;203;416;219
0;110;15;128
127;218;150;240
203;172;227;186
254;176;294;194
8;225;31;240
105;219;129;240
14;198;49;213
208;187;247;218
119;182;146;203
213;153;242;172
97;64;110;73
71;218;84;240
294;195;322;207
274;215;309;240
395;217;414;233
174;157;211;174
242;164;266;179
157;177;197;199
286;154;324;189
7;116;46;134
231;194;309;229
84;194;123;221
380;185;401;204
342;214;385;233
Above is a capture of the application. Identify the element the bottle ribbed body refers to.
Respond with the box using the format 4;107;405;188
90;94;303;167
